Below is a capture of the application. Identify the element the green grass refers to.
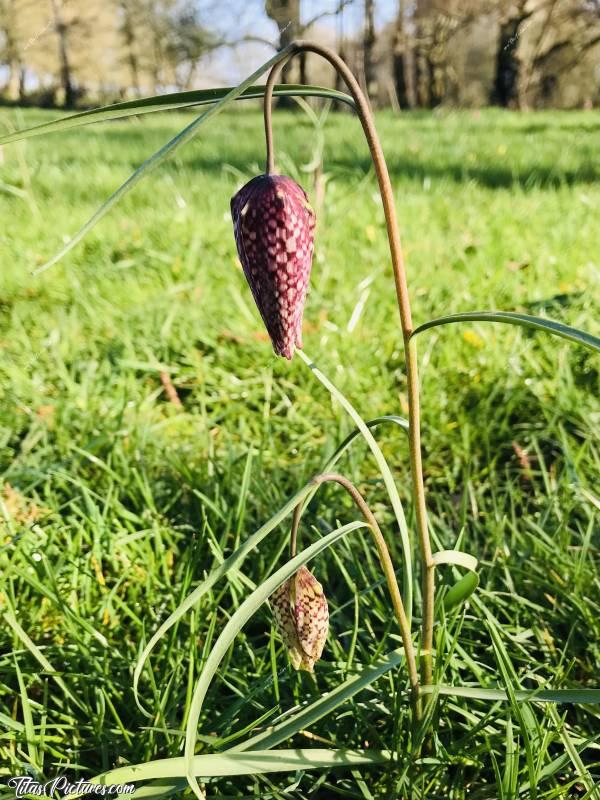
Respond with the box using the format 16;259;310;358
0;104;599;797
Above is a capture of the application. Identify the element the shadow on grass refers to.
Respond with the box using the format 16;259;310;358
38;117;600;192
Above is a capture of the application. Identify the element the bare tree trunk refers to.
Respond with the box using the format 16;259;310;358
6;56;22;100
334;2;346;95
18;64;25;102
429;15;451;107
491;3;532;108
393;0;412;108
265;0;301;85
363;0;377;102
119;0;141;94
49;0;75;107
2;0;22;101
414;15;433;107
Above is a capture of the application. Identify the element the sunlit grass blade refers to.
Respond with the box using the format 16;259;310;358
32;47;298;276
410;311;600;353
297;350;413;621
14;657;38;769
0;710;24;733
431;550;478;571
0;86;355;145
486;615;540;799
548;705;600;799
231;648;406;753
517;733;600;797
4;608;84;712
420;685;600;703
122;779;186;800
184;520;368;800
63;748;389;800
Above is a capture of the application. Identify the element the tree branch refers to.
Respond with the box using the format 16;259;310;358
303;0;354;31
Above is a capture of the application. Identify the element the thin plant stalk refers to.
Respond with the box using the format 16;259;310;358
263;41;435;687
290;472;421;717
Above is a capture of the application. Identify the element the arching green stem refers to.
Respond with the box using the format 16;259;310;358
291;472;420;717
264;41;435;687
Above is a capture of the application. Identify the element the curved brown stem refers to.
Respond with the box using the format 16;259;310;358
292;472;420;715
264;42;435;687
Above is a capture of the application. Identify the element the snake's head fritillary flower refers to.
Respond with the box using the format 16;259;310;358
270;565;329;672
231;174;316;360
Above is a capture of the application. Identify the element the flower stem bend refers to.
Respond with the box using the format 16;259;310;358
291;472;420;716
264;41;434;687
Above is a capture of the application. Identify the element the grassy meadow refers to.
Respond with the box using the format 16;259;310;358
0;104;599;797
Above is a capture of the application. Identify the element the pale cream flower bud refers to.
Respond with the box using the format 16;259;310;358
270;565;329;672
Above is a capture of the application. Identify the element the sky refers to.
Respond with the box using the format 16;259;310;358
200;0;399;84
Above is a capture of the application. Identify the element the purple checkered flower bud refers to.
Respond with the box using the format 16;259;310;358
231;174;316;360
270;565;329;672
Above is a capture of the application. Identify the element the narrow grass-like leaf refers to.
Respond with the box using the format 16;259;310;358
0;710;24;733
14;658;38;769
484;608;541;792
298;350;413;620
420;685;600;703
184;521;368;800
410;311;600;353
231;649;406;752
33;47;297;275
121;779;186;800
0;86;355;145
517;734;600;796
432;550;478;571
547;705;600;799
63;748;389;799
5;609;84;711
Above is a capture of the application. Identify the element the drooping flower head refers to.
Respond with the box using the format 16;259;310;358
231;174;316;360
269;565;329;672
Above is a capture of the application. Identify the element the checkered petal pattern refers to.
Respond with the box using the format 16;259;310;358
269;566;329;672
231;174;316;360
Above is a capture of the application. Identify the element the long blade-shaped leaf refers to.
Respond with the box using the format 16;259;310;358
0;85;354;145
231;648;405;753
4;609;84;712
184;521;368;800
410;312;600;353
432;550;478;571
420;685;600;703
33;47;296;275
298;350;413;621
63;748;389;799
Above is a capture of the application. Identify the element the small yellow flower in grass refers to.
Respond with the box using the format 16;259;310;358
462;329;484;349
270;565;329;672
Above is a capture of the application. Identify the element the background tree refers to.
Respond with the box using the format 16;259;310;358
116;0;142;94
392;0;412;107
48;0;76;106
0;0;598;108
363;0;377;100
265;0;301;84
0;0;25;101
491;0;534;107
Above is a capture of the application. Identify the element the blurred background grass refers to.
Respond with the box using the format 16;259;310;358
0;106;598;796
